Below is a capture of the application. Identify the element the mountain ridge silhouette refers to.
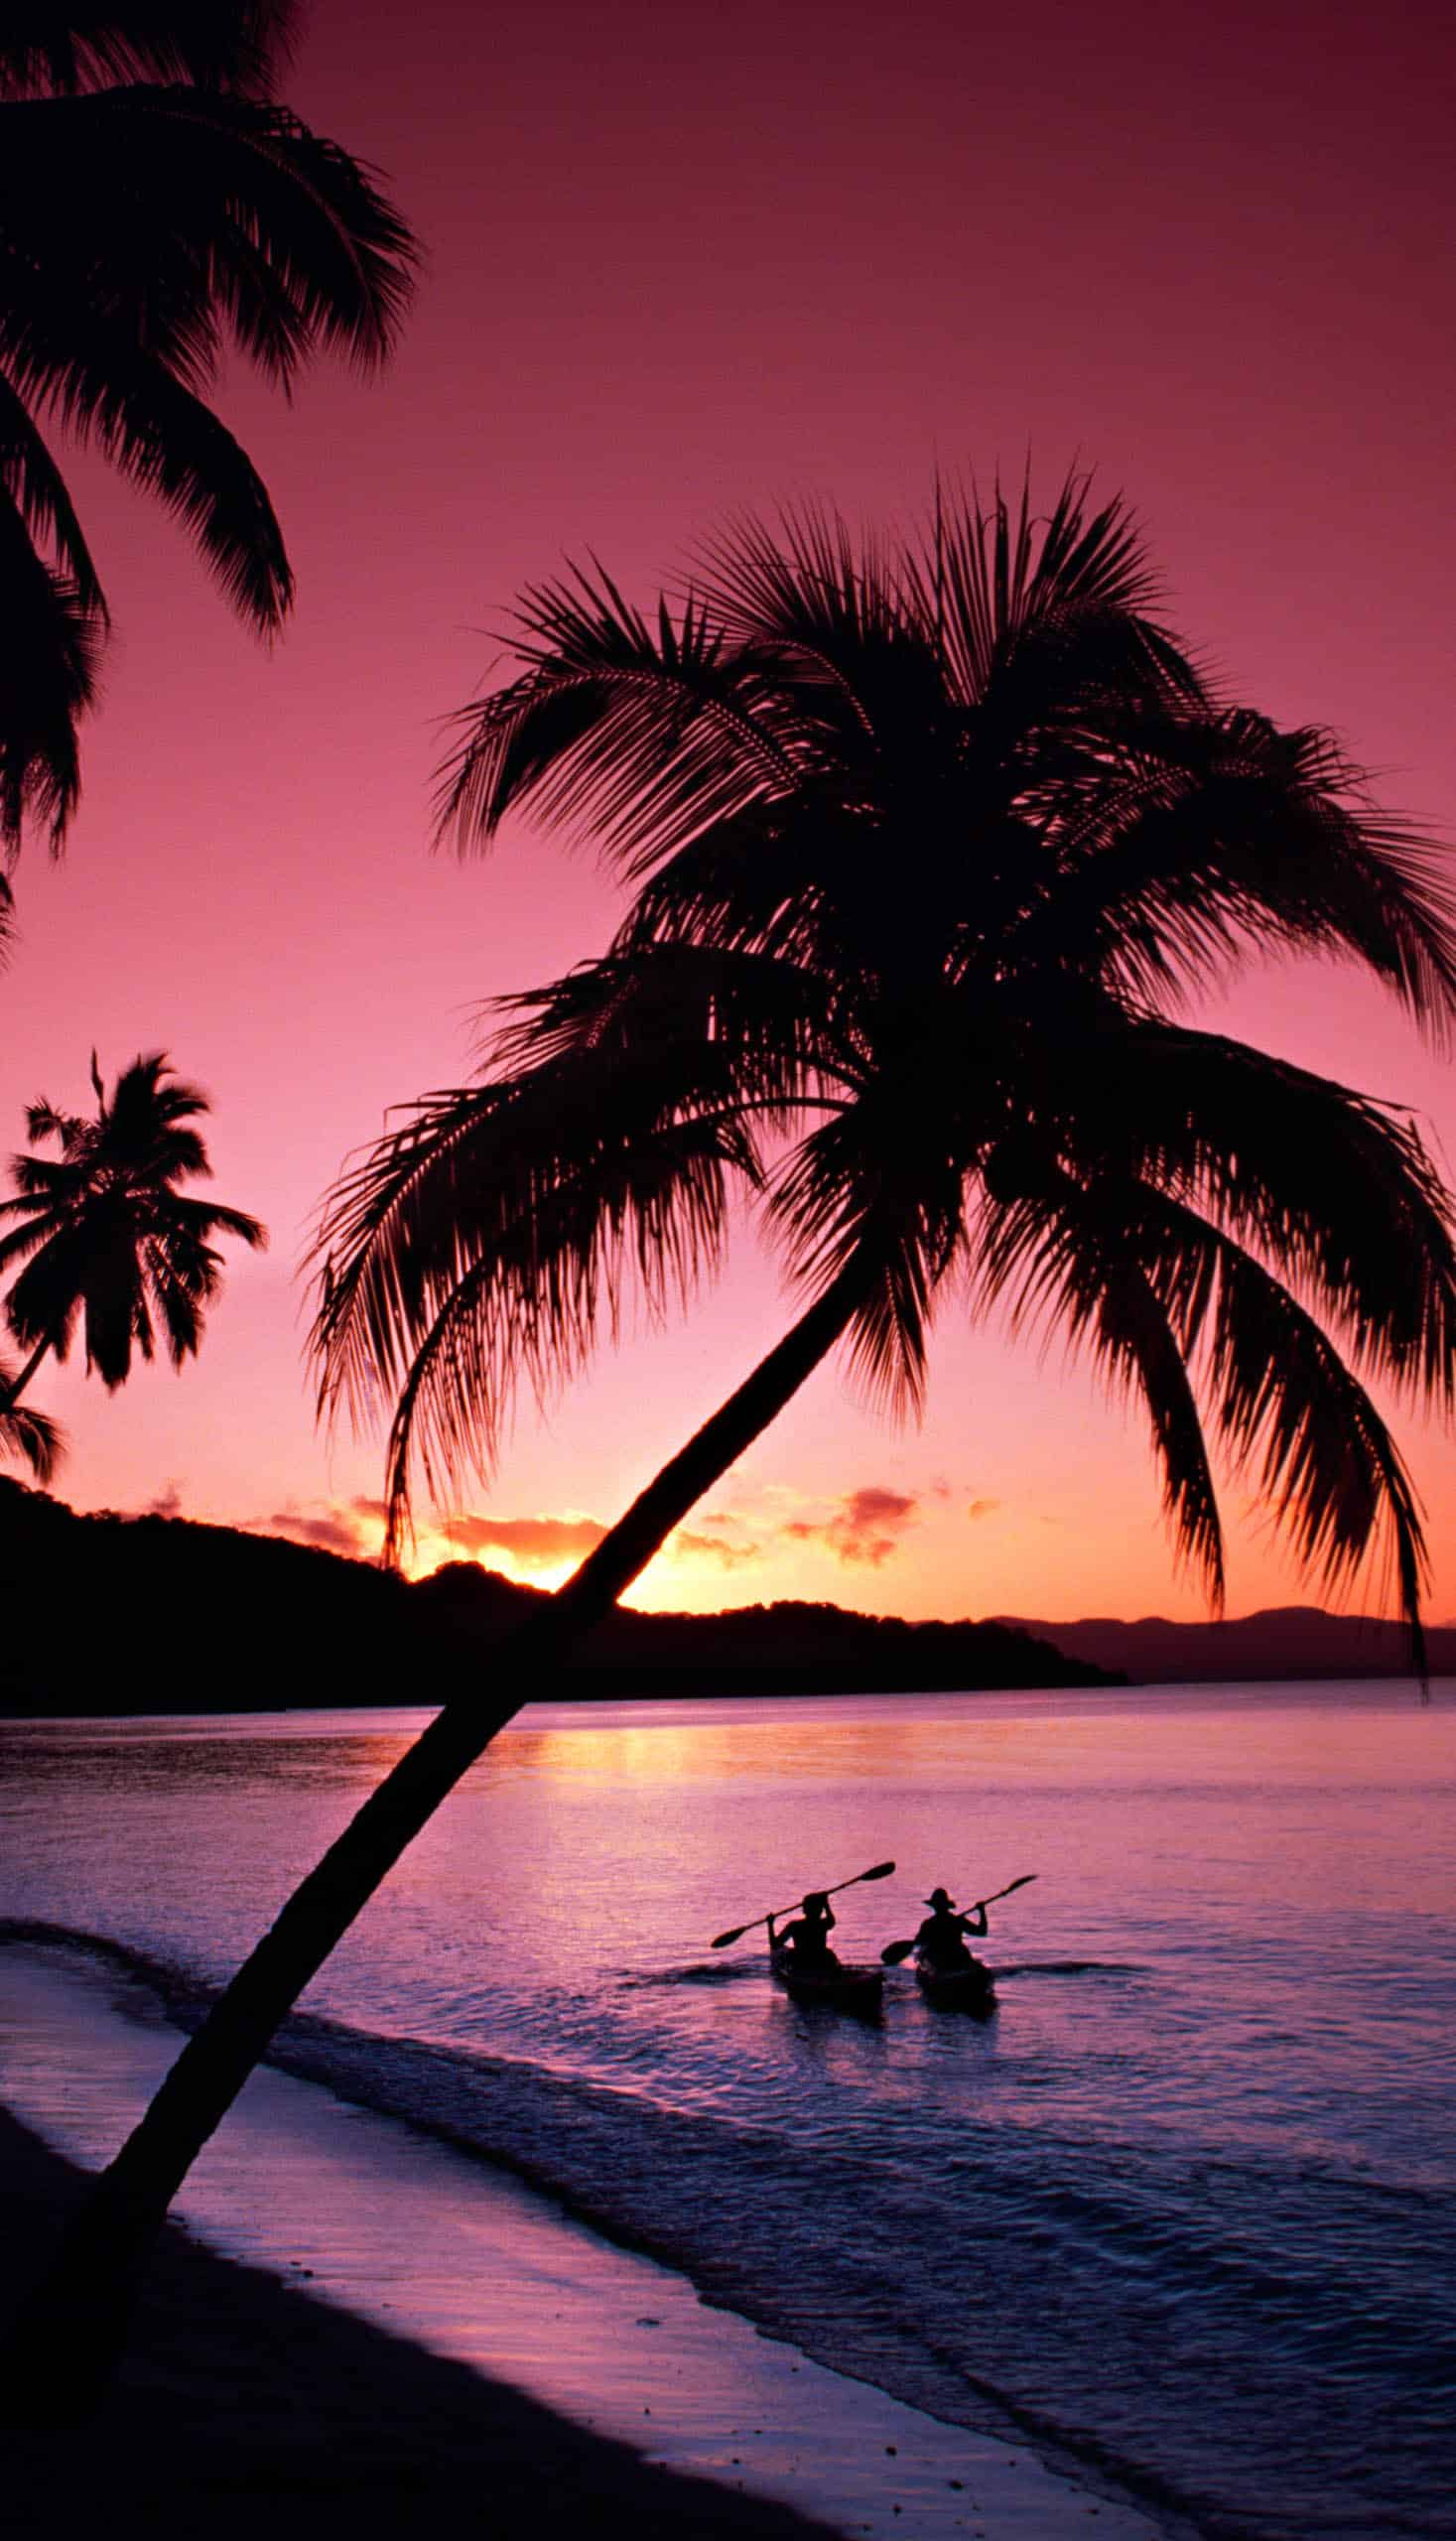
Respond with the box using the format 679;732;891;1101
3;1477;1437;1713
0;1479;1111;1712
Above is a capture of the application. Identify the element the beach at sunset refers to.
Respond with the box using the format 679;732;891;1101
0;2021;1158;2541
3;2109;848;2541
5;3;1456;2534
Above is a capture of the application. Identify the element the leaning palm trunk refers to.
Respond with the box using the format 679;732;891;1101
1;1262;865;2421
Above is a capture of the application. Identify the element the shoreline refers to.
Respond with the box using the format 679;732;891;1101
0;1940;1170;2541
1;2105;839;2541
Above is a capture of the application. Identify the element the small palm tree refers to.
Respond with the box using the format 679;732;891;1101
0;1;417;849
0;1050;266;1409
0;1348;62;1480
9;474;1456;2414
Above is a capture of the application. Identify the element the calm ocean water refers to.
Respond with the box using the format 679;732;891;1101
2;1683;1453;2540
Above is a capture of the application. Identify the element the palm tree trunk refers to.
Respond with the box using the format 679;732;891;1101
0;1329;56;1410
1;1260;869;2422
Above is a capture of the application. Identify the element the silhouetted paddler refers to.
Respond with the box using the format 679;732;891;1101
914;1888;989;1973
768;1892;841;1973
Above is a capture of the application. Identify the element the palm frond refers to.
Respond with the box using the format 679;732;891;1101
140;1236;209;1364
0;87;415;392
978;1171;1429;1655
22;1096;80;1146
973;1176;1226;1599
898;469;1203;711
0;213;294;625
1033;708;1456;1034
0;5;298;97
491;935;855;1126
1057;1013;1456;1405
82;1237;150;1384
0;367;105;611
435;568;799;869
78;360;294;629
1172;1194;1429;1666
767;1086;969;1418
0;481;100;847
0;1366;63;1481
311;1025;778;1554
104;1052;211;1157
0;67;416;765
690;500;921;753
1;1204;90;1351
163;1195;268;1250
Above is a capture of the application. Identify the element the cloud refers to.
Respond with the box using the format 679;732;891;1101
442;1511;607;1568
966;1497;1000;1523
674;1529;764;1569
228;1498;388;1562
784;1484;920;1568
264;1506;368;1557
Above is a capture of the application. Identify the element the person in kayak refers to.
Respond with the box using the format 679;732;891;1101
914;1888;988;1973
768;1892;842;1973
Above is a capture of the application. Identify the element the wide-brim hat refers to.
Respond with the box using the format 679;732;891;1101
925;1887;955;1909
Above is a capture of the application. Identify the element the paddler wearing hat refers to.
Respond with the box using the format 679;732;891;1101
913;1886;989;1974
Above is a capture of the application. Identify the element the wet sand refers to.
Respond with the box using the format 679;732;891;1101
3;2106;839;2541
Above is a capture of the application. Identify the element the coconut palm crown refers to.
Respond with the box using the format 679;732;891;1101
0;1048;266;1399
317;475;1456;1658
0;1;417;849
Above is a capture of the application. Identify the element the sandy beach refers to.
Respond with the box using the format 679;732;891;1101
4;2104;845;2541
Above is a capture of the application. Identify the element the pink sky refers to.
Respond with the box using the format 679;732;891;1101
4;0;1455;1625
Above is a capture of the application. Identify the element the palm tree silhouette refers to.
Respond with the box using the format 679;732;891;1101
0;1349;61;1480
334;475;1456;1639
9;474;1456;2412
0;1051;266;1413
0;1;416;849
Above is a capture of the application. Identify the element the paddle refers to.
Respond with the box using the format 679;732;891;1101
879;1873;1038;1964
711;1860;896;1950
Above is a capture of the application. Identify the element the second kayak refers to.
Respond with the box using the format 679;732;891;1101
914;1958;997;2016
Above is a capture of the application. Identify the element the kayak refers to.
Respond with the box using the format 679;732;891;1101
769;1946;884;2015
914;1956;996;2016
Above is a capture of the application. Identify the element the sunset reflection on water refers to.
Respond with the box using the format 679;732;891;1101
3;1683;1454;2539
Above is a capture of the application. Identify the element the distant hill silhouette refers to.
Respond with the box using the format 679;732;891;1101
0;1479;1114;1715
990;1607;1448;1682
5;1478;1432;1714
